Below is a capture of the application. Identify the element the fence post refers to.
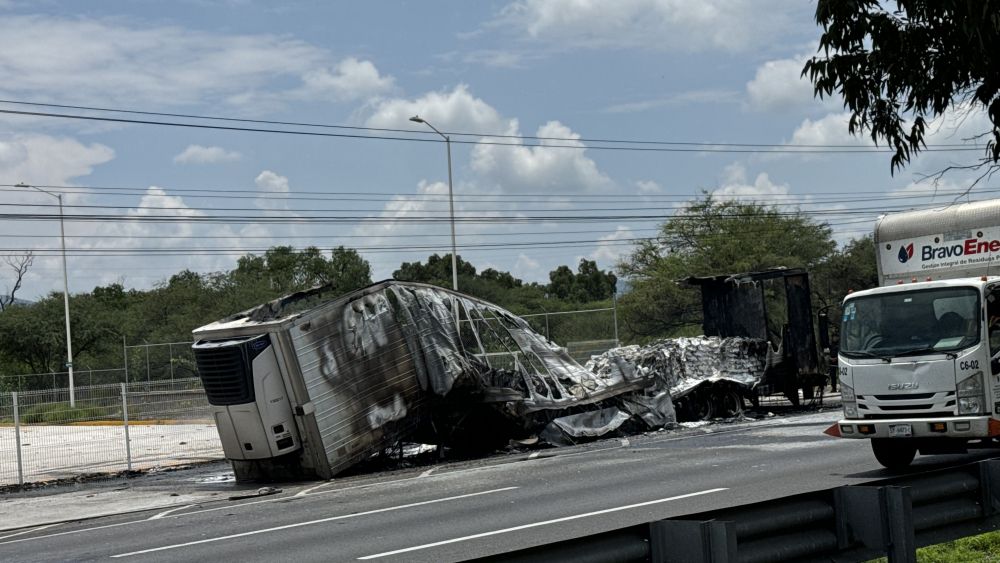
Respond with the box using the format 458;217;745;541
121;383;132;472
169;343;174;383
613;292;620;345
13;391;24;486
122;336;129;385
145;345;150;385
545;313;550;340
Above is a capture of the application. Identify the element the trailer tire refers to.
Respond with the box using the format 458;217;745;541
871;439;916;469
677;392;714;421
715;389;743;418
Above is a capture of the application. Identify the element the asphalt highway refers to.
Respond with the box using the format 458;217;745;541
2;410;997;562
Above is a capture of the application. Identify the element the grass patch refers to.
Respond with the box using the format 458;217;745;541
18;402;118;424
869;529;1000;562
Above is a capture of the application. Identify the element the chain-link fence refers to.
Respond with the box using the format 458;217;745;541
0;378;222;487
521;306;619;344
0;341;197;392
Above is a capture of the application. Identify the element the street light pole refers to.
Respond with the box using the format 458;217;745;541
410;116;459;292
17;183;75;407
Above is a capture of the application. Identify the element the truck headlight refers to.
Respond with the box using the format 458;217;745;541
841;384;858;418
958;372;985;415
959;397;983;415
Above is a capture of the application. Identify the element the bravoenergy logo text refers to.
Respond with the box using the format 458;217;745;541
921;237;1000;261
898;242;914;263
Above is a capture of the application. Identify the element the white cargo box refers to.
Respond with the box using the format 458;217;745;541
875;199;1000;286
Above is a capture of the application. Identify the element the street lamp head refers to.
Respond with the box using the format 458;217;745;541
409;115;425;124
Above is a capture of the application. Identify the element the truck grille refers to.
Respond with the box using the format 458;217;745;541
194;345;254;406
872;393;936;401
863;412;955;420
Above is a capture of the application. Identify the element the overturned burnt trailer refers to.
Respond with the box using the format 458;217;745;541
192;280;673;481
686;268;823;404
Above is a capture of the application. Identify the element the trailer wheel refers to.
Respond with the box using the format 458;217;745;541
677;392;714;421
871;439;916;469
715;389;743;418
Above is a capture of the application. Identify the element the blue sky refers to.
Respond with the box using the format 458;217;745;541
0;0;992;298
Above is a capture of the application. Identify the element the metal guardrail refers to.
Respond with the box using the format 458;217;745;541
483;459;1000;563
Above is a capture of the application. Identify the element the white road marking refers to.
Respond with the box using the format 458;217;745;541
0;520;145;547
418;468;435;478
0;524;61;541
110;486;519;558
620;438;630;447
147;505;192;520
295;480;336;497
527;452;539;459
1;419;799;548
357;487;728;560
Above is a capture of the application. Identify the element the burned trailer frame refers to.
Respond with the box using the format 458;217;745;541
686;268;823;405
191;280;657;481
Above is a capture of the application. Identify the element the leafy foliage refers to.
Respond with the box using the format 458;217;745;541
617;196;837;339
548;259;617;302
0;247;373;389
803;0;1000;174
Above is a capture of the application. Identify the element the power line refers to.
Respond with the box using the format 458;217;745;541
0;108;985;154
0;98;984;149
2;183;994;205
2;218;882;254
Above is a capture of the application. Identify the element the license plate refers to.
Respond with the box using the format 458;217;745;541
889;424;913;438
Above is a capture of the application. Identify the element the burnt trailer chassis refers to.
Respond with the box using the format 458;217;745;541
686;268;825;406
192;280;674;481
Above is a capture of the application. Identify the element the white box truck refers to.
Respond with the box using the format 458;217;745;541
826;199;1000;468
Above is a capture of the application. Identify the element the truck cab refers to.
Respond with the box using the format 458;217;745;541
831;278;1000;467
824;199;1000;468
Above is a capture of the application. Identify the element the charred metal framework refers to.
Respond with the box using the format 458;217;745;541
192;280;671;479
686;268;822;402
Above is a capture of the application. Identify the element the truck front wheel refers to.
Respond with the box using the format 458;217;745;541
871;439;916;469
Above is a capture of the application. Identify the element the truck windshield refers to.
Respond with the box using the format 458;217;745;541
841;287;980;358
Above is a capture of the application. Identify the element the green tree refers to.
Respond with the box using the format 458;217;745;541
227;246;373;310
813;235;879;330
393;253;477;287
327;246;373;293
803;1;1000;174
618;196;835;339
548;259;617;302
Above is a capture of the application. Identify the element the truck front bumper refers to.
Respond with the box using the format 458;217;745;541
827;416;998;439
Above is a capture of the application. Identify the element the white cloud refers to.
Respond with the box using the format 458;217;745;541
712;162;791;200
454;50;529;69
255;170;290;193
358;86;618;280
252;170;294;213
513;253;546;282
606;89;740;113
367;85;613;194
787;100;994;147
788;112;869;147
636;180;663;195
173;145;242;164
746;55;822;112
0;134;114;186
296;57;395;102
471;120;614;193
590;226;636;264
496;0;803;52
0;16;391;109
365;84;508;133
74;186;238;288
